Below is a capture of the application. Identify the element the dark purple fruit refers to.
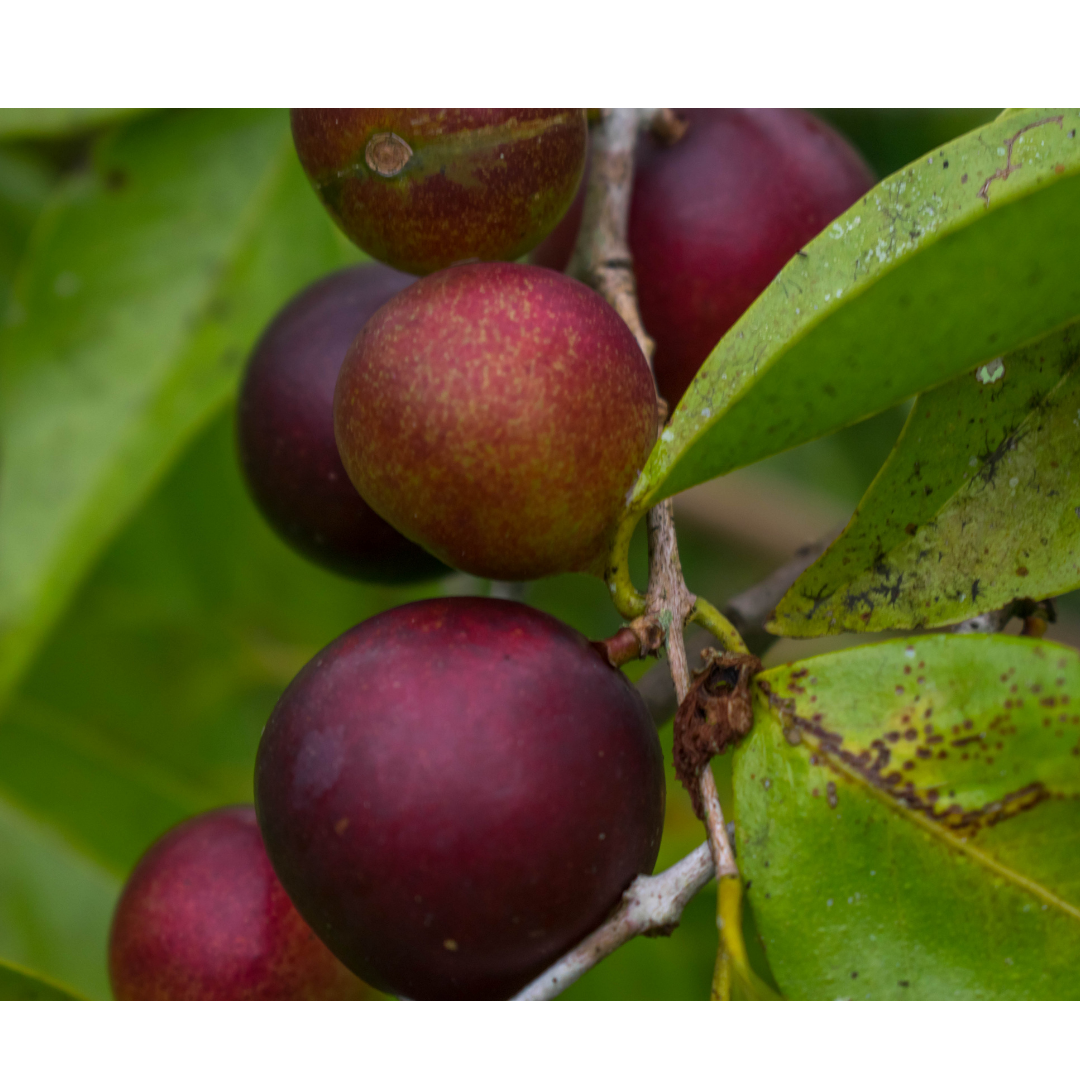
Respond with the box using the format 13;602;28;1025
237;263;448;583
290;109;587;275
108;806;373;1000
255;597;665;1000
630;109;875;407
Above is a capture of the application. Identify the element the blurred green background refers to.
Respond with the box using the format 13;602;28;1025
8;107;1071;1001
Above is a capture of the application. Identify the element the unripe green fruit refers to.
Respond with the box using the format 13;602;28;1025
333;262;658;581
290;109;587;275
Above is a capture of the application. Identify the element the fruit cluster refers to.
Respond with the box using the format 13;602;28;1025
110;108;872;1000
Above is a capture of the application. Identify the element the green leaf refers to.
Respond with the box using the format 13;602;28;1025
0;146;55;316
0;791;119;999
633;108;1080;509
0;108;354;712
0;957;80;1000
771;320;1080;635
0;411;443;878
0;109;147;141
735;634;1080;999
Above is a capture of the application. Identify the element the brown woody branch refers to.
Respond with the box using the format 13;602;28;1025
636;531;838;724
519;109;740;1001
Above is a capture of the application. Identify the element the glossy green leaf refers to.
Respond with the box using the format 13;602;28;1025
771;320;1080;635
634;108;1080;509
0;108;354;711
0;109;147;141
735;635;1080;999
0;957;80;1000
0;412;445;878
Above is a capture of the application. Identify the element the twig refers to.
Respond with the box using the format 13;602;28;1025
568;108;658;392
519;110;743;1000
638;502;737;875
636;531;839;724
512;842;714;1001
722;531;843;651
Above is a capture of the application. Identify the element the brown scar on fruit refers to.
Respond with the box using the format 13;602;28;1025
674;650;763;818
366;132;413;177
978;115;1064;206
758;679;1055;838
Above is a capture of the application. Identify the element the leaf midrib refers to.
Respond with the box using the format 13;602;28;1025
778;712;1080;925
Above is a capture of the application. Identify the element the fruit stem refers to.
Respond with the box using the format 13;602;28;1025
590;627;643;668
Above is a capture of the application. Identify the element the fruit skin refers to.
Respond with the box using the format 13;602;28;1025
108;806;373;1000
291;109;588;275
527;142;589;271
334;262;657;581
255;597;665;1000
629;109;875;407
237;263;448;584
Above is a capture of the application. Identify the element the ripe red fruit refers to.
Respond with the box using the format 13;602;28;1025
108;806;372;1000
334;262;657;581
291;109;587;275
237;263;448;583
629;109;875;407
254;597;665;1000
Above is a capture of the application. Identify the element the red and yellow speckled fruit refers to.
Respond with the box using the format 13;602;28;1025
108;806;374;1000
333;262;657;581
254;597;665;1000
291;109;588;275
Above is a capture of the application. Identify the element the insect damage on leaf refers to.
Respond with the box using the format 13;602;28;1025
770;319;1080;636
758;673;1054;839
750;636;1080;912
674;649;762;818
735;635;1080;999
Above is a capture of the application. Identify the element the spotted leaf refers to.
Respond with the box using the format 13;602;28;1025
735;635;1080;999
770;319;1080;635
